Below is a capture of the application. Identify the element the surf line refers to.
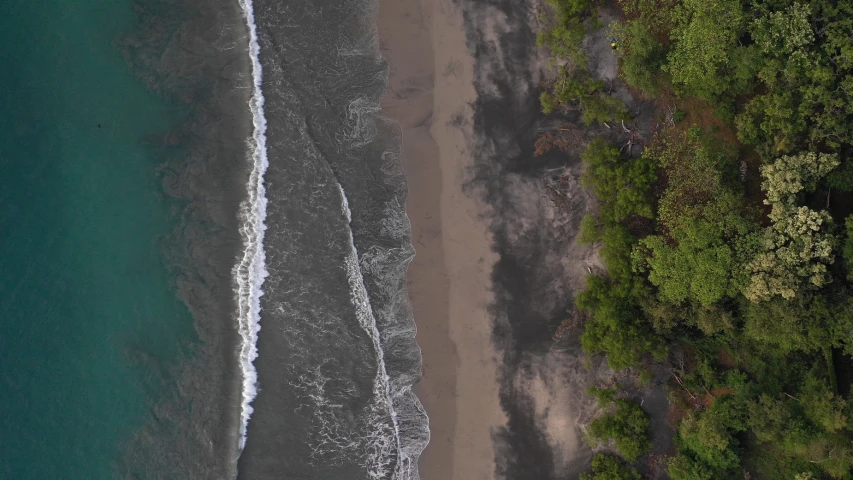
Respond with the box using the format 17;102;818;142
338;183;404;478
235;0;269;452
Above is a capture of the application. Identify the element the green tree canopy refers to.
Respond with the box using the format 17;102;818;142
636;219;738;306
581;138;656;223
665;0;744;99
612;19;668;95
578;275;665;369
587;397;651;461
580;454;641;480
759;152;839;205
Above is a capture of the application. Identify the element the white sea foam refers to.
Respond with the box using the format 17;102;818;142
337;183;412;479
235;0;269;451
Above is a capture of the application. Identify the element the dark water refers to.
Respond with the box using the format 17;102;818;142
236;0;428;478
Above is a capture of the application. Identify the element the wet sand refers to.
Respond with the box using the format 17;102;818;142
378;0;507;478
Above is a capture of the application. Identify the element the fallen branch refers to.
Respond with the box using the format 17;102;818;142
783;392;800;402
670;371;696;400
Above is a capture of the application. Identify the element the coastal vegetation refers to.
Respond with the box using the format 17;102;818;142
538;0;853;478
586;387;652;461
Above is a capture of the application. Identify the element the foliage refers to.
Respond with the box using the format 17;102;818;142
743;374;853;479
664;0;744;100
537;0;595;64
579;213;602;244
538;2;630;125
799;373;849;434
587;396;651;461
844;215;853;281
540;67;629;124
578;275;665;369
579;454;641;480
745;153;840;301
581;138;656;223
534;1;853;478
637;219;738;306
611;19;668;95
759;152;839;205
736;2;853;155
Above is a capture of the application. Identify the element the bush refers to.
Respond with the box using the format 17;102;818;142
580;454;641;480
613;19;668;95
581;93;629;125
581;138;656;223
588;397;651;461
579;213;601;244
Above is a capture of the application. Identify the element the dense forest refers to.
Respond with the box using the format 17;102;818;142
537;0;853;478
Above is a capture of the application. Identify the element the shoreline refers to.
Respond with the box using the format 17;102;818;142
378;0;507;478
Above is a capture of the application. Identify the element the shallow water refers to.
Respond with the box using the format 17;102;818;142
235;0;428;478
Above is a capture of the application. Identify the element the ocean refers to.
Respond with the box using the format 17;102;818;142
0;0;199;477
0;0;426;478
235;0;428;478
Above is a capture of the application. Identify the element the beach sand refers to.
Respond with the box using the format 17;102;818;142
378;0;507;478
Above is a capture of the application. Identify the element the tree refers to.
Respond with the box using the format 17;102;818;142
581;138;656;223
644;129;743;233
664;0;744;99
667;454;715;480
540;66;630;123
743;296;833;353
536;0;594;64
745;205;837;302
843;215;853;281
580;454;641;480
735;2;853;154
636;219;737;306
751;2;814;69
747;394;797;444
581;93;629;125
745;153;840;301
672;396;746;476
759;152;839;205
579;213;601;244
587;397;651;461
612;19;668;95
800;374;849;434
601;224;635;283
578;275;665;369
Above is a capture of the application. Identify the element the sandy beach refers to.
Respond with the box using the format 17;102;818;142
377;0;669;477
378;0;507;478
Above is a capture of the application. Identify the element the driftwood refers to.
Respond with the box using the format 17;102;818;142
669;370;697;400
553;306;587;342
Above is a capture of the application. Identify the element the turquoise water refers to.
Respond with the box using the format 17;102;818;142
0;1;198;478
